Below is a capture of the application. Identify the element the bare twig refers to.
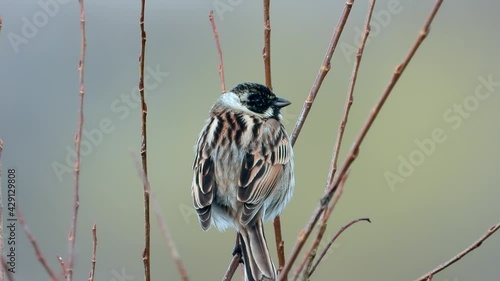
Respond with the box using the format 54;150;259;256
131;153;190;281
272;216;286;277
262;0;287;276
308;217;371;277
294;2;376;278
221;232;243;281
279;1;356;277
0;139;3;281
328;0;375;184
138;1;151;281
152;202;190;281
57;255;68;279
292;172;348;281
88;224;97;281
279;1;444;279
284;2;357;278
415;223;500;281
222;254;241;281
209;10;226;93
17;210;59;281
289;0;355;146
0;256;15;281
67;1;86;280
263;0;272;90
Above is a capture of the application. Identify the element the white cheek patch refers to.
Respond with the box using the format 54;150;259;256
262;107;274;118
220;92;244;109
219;92;254;115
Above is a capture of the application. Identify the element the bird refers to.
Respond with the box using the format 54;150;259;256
191;82;295;281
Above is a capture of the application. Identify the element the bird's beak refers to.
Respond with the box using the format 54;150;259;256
274;97;291;108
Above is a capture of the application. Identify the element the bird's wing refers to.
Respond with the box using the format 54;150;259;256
238;121;292;226
192;117;219;230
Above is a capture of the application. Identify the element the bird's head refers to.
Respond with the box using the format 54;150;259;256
217;82;291;119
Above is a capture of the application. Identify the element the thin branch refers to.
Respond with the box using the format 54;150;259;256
222;232;243;281
138;1;151;281
209;10;226;93
262;0;286;276
152;202;190;281
279;1;356;277
289;0;355;146
0;256;14;281
67;1;86;280
222;253;241;281
415;223;500;281
57;255;68;280
272;216;286;277
263;0;272;90
285;1;358;277
294;2;376;278
279;1;445;279
292;171;348;281
17;210;59;281
88;224;97;281
328;0;374;184
308;217;371;277
131;153;190;281
0;139;3;281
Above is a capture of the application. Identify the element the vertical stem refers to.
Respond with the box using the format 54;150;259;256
139;1;150;281
262;0;286;276
262;0;288;277
88;224;97;281
208;11;226;93
263;0;272;90
0;139;4;281
289;0;354;146
68;2;86;280
294;2;376;279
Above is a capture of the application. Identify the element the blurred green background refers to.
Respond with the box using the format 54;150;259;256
1;0;499;280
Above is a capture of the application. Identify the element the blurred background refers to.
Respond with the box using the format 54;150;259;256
1;0;499;280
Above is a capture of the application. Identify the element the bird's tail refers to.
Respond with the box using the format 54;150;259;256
239;220;277;281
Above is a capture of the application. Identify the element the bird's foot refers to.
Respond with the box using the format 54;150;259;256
232;242;244;264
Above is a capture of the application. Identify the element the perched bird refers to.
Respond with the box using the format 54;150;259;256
191;82;295;281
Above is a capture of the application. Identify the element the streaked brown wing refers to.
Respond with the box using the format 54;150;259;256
237;125;291;226
191;118;219;230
